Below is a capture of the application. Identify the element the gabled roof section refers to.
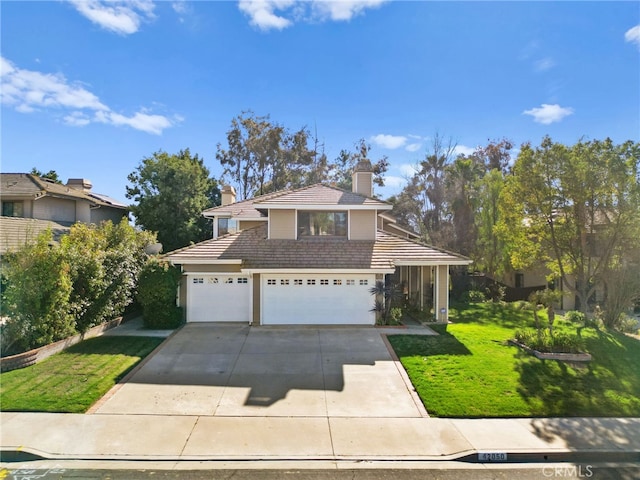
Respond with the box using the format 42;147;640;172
0;216;71;255
165;224;471;269
0;173;128;210
201;190;283;219
254;184;392;210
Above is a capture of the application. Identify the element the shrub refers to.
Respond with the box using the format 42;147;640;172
463;289;486;303
137;259;183;329
1;232;76;355
389;307;403;325
514;328;586;354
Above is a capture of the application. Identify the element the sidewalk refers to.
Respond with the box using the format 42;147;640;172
1;412;638;463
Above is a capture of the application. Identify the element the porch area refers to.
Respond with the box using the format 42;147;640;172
391;264;451;323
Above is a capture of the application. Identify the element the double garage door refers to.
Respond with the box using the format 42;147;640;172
261;274;376;325
186;273;376;325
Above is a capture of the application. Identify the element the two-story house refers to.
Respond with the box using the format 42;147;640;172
0;173;128;254
166;161;471;326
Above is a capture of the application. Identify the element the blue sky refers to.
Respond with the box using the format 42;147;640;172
2;1;639;202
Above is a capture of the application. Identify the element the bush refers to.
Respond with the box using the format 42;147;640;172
463;290;486;303
137;259;183;329
514;328;586;354
389;307;403;325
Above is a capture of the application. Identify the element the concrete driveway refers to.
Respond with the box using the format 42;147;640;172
93;324;427;418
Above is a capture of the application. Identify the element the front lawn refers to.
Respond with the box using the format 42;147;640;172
0;336;164;413
388;302;640;417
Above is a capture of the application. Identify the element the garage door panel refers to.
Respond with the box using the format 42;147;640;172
262;274;375;325
187;275;250;322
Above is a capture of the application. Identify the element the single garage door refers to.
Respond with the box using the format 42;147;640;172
187;274;251;322
261;274;376;325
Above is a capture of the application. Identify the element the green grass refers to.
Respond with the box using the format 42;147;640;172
0;336;164;413
388;302;640;418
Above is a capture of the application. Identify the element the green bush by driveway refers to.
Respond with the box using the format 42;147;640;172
0;336;164;413
388;302;640;417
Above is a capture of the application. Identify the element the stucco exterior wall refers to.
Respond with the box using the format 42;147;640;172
349;210;376;240
269;209;296;239
32;197;76;223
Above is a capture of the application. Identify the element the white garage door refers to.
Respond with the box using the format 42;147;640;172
187;274;251;322
261;274;376;325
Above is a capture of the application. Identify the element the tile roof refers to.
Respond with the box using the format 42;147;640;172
165;224;471;269
0;216;71;255
254;184;391;208
202;183;390;218
0;173;127;210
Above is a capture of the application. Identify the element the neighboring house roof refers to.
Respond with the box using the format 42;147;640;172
165;224;471;269
0;216;71;254
0;173;128;210
202;183;391;218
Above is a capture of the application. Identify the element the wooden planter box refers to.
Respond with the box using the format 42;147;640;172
508;339;592;362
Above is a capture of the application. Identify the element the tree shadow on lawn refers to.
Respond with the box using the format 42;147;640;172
450;302;530;330
514;330;640;418
388;332;472;357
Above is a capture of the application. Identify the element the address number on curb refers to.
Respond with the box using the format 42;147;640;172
478;452;508;462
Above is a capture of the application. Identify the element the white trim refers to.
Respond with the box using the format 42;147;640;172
170;259;243;265
242;268;394;274
257;203;393;211
347;210;351;240
394;259;472;266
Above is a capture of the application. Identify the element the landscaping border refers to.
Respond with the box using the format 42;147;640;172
0;317;126;373
508;339;592;362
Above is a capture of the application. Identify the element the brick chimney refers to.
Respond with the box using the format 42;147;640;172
221;185;236;206
66;178;92;192
352;160;373;197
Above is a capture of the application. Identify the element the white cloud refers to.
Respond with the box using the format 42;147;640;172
370;133;407;149
453;145;476;157
405;143;421;152
399;163;418;178
238;0;294;31
625;24;640;49
534;57;555;72
523;103;574;124
313;0;387;21
1;56;177;135
237;0;387;31
383;175;406;189
68;0;155;35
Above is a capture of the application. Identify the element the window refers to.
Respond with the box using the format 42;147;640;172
320;279;329;285
225;278;234;284
333;279;342;285
297;211;347;238
280;279;290;285
218;218;238;236
237;278;248;284
359;279;368;286
515;273;524;289
307;279;316;285
193;278;204;284
2;201;23;217
267;279;276;285
346;279;355;286
294;279;303;285
208;277;219;284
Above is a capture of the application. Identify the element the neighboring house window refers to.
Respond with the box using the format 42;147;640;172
297;211;347;238
515;273;524;288
267;279;276;285
218;218;238;236
2;201;24;217
346;279;355;286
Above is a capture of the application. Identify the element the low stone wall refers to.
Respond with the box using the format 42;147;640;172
508;339;592;362
0;317;125;373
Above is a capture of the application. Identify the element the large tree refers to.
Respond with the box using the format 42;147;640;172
499;136;640;323
126;149;219;252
